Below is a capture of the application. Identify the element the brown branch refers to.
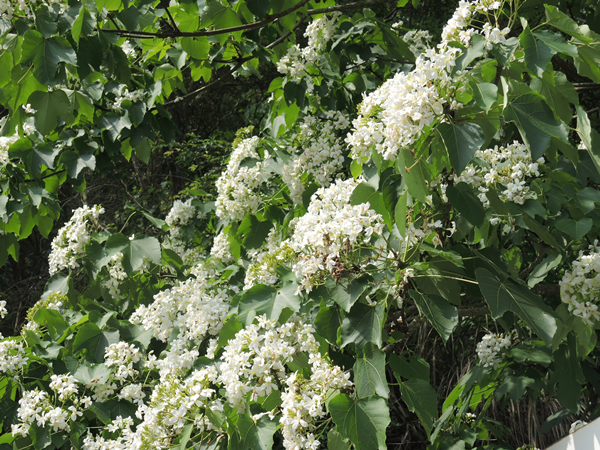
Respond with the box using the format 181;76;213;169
100;0;397;39
99;0;311;39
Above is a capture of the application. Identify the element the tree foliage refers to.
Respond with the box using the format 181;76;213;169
0;0;600;449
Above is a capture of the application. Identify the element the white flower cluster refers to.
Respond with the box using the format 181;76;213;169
0;133;19;172
282;111;349;204
118;382;146;405
0;0;32;20
289;178;383;292
455;141;543;206
346;44;462;161
49;373;79;401
135;367;220;449
560;241;600;325
244;228;295;289
476;332;512;368
403;29;433;55
0;333;28;375
82;416;138;450
210;230;234;264
12;387;91;437
219;315;351;450
121;40;136;58
277;14;340;82
215;136;270;221
165;198;197;230
441;0;503;46
104;341;142;382
0;300;6;318
111;85;145;112
48;205;104;275
102;252;127;299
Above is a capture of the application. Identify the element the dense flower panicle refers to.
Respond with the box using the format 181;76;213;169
104;341;142;382
441;0;503;46
111;84;145;111
455;141;544;206
0;0;32;20
277;14;339;82
215;136;270;221
12;388;91;437
0;300;6;318
282;111;349;204
560;241;600;324
49;373;79;401
210;230;234;264
289;178;384;292
135;367;220;449
476;332;512;368
82;416;138;450
0;333;28;375
48;205;104;275
346;44;463;161
165;198;198;230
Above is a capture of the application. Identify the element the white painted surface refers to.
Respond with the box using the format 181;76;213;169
545;417;600;450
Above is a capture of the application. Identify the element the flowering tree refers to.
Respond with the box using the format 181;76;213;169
1;0;600;449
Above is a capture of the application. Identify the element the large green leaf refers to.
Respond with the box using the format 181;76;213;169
446;182;485;227
340;302;385;348
180;36;210;60
354;342;389;399
554;337;585;412
505;93;569;160
389;352;430;383
555;217;593;240
21;30;77;85
73;323;120;363
471;82;498;113
331;276;371;313
400;378;438;435
29;90;73;135
238;284;300;324
236;414;277;450
438;122;485;174
315;305;341;345
328;395;390;450
236;215;273;250
521;26;554;77
475;268;558;345
409;291;458;343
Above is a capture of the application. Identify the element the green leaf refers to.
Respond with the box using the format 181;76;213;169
522;215;562;251
409;291;458;343
99;114;132;142
327;429;351;450
29;90;73;135
331;276;371;313
544;5;593;43
60;150;96;178
180;36;210;60
246;0;270;18
238;284;300;324
395;193;408;237
72;7;95;44
472;82;498;113
555;217;593;240
528;252;562;288
315;305;341;345
576;105;600;174
236;215;273;250
505;93;569;160
389;352;430;383
446;182;485;227
73;323;120;363
400;378;438;435
328;395;390;450
237;414;277;450
554;336;585;412
128;236;161;271
340;302;384;348
521;25;553;77
354;342;389;399
495;375;536;401
475;268;558;345
533;30;578;56
438;122;485;174
21;31;77;85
